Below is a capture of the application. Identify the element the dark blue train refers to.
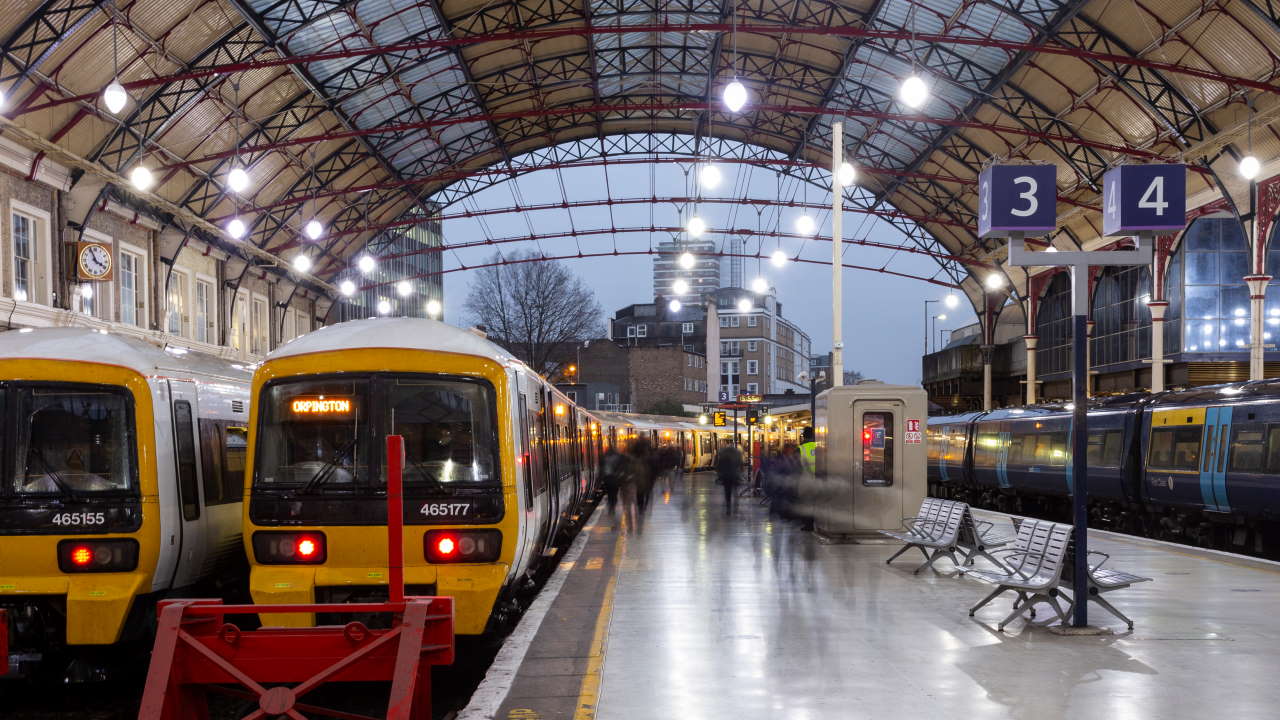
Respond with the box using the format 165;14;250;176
928;381;1280;555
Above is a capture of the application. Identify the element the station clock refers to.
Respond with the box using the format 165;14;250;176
74;241;113;281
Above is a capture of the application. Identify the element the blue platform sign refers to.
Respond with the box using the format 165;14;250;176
718;391;729;402
977;164;1058;238
1102;164;1186;236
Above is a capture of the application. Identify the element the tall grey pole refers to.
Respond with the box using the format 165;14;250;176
1069;264;1089;627
831;121;844;388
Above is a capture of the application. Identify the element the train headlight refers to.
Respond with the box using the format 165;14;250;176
252;531;327;564
57;539;139;573
424;529;501;563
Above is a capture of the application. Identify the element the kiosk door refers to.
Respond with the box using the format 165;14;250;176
851;399;903;532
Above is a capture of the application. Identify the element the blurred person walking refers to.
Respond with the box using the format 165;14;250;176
714;442;744;516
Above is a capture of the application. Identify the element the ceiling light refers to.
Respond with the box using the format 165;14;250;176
795;214;816;235
103;79;128;115
736;297;752;313
396;280;412;297
723;79;747;112
304;219;323;240
944;293;959;309
700;164;722;189
377;299;391;315
358;255;376;274
226;217;246;239
687;216;707;238
985;274;1005;290
771;249;787;267
1240;155;1261;180
227;167;250;194
425;299;442;318
129;166;153;191
672;278;690;295
678;251;696;269
339;279;356;297
292;254;312;273
899;74;928;109
837;162;857;187
669;299;683;312
751;277;768;294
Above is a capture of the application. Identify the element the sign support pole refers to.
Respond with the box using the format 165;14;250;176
831;121;844;388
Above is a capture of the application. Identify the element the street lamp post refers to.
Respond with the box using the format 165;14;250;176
923;299;937;354
799;370;827;425
930;313;947;353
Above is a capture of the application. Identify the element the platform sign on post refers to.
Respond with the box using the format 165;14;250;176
713;411;727;427
1102;164;1186;236
977;164;1058;238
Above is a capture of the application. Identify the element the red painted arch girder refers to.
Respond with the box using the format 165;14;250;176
164;100;1190;172
266;194;971;255
352;249;962;292
15;21;1278;119
216;155;1097;223
313;224;993;278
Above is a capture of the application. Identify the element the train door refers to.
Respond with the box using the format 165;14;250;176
167;380;209;588
1201;406;1233;512
537;389;561;547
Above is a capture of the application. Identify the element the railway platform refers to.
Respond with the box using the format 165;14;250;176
461;472;1280;720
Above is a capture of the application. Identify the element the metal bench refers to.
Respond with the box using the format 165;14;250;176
957;506;1014;569
962;519;1074;631
1062;548;1153;630
881;498;967;574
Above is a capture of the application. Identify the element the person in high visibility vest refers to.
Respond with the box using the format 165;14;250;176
799;427;817;475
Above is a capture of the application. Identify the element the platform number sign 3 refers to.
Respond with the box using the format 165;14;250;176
1102;164;1186;236
977;165;1058;238
904;418;922;445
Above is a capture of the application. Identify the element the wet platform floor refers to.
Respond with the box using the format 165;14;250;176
464;473;1280;720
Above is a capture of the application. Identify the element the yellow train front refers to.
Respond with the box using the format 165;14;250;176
244;317;593;635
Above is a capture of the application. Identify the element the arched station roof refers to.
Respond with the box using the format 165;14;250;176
1;0;1277;304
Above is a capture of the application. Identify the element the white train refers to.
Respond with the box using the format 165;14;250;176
0;328;250;677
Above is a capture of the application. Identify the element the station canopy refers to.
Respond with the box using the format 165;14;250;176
1;0;1277;302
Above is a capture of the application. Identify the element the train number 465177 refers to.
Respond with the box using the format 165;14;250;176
419;503;470;517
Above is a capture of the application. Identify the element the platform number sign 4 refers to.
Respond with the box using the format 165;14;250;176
977;165;1058;238
904;418;922;445
1102;164;1186;236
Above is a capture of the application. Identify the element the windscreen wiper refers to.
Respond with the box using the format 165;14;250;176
299;438;359;494
28;447;80;501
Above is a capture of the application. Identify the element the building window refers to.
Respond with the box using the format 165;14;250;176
626;325;637;338
747;340;757;351
730;316;740;327
748;315;758;327
747;360;758;375
682;322;695;333
1035;272;1073;376
1177;216;1249;354
294;308;308;337
636;324;648;337
12;212;33;303
232;290;250;355
1092;264;1151;368
719;317;729;327
720;360;740;398
118;244;146;328
746;382;759;394
167;271;190;338
251;295;269;355
194;278;213;343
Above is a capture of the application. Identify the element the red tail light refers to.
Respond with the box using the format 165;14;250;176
252;532;327;564
57;539;139;573
425;529;501;563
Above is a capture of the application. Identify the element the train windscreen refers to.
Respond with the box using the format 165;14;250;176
253;373;499;492
9;384;136;496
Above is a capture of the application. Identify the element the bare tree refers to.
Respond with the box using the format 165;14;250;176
463;251;603;375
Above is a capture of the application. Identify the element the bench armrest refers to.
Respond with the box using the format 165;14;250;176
1086;550;1110;569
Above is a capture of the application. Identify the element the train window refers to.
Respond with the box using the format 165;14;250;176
1229;428;1265;472
860;412;893;486
173;400;200;521
200;421;248;506
255;377;371;489
10;384;136;495
1267;427;1280;471
1149;427;1201;470
1048;433;1068;467
389;378;499;486
223;425;247;501
1086;432;1106;465
1103;430;1124;467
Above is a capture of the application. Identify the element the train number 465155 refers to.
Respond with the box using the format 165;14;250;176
50;512;106;525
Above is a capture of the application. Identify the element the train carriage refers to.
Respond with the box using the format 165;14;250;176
0;328;250;677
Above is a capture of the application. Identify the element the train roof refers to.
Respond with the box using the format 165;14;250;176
0;327;251;382
1148;379;1280;407
267;317;519;366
